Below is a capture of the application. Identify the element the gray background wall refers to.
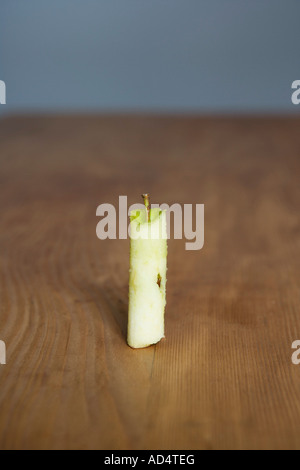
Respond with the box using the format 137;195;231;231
0;0;299;114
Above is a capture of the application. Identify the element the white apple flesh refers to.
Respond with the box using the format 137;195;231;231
128;207;167;349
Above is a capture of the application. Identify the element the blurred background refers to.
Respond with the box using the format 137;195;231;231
0;0;299;115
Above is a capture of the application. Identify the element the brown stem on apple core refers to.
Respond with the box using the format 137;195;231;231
142;193;150;222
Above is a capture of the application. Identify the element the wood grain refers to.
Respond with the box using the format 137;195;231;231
0;115;300;450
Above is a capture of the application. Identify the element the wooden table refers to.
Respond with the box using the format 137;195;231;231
0;115;300;450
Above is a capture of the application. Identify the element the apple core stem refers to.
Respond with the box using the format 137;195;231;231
142;193;150;222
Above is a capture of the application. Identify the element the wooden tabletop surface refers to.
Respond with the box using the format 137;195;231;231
0;115;300;450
